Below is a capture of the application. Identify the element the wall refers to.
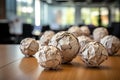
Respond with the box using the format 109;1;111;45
6;0;16;19
0;0;6;19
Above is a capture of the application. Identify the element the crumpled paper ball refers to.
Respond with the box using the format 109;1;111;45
49;31;80;63
100;35;120;56
40;31;55;46
68;26;82;37
39;46;62;69
93;27;108;42
20;38;39;56
80;26;90;36
77;36;93;55
80;41;108;67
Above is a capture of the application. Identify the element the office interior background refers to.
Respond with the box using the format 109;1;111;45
0;0;120;44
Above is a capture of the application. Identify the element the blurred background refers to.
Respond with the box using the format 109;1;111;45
0;0;120;44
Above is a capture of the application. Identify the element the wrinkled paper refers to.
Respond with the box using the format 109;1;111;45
93;27;108;42
80;41;108;67
40;31;55;46
77;36;93;55
68;26;82;37
20;38;39;56
49;31;80;63
80;26;90;36
100;35;120;55
39;46;61;69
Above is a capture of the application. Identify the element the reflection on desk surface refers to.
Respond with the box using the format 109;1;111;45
0;45;120;80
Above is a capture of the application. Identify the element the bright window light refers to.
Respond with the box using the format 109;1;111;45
35;0;40;26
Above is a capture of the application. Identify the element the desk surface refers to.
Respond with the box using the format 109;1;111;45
0;45;120;80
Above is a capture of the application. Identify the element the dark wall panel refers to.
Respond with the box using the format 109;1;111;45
0;0;6;19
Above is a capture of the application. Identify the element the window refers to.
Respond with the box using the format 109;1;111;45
100;7;109;26
115;8;120;22
81;7;109;27
17;0;35;24
42;6;75;26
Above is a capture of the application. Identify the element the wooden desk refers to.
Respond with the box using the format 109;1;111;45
0;45;120;80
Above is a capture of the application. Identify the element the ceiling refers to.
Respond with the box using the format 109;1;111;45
41;0;119;5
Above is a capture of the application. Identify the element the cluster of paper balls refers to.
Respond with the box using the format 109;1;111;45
20;26;120;69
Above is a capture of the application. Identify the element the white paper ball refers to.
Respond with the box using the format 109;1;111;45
100;35;120;55
49;31;80;63
20;38;39;56
77;36;93;55
80;41;108;67
40;31;55;46
39;46;62;69
80;26;90;36
93;27;108;42
68;26;82;37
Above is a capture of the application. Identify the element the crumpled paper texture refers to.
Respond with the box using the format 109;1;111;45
100;35;120;55
80;26;90;36
68;26;82;37
80;41;108;67
20;38;39;56
77;36;93;55
93;27;108;42
39;46;62;69
49;31;80;63
40;31;55;46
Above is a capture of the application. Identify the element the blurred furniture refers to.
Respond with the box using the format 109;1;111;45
22;23;34;38
0;22;14;44
13;23;34;44
0;45;120;80
41;25;50;32
87;24;96;35
111;22;120;38
0;22;34;44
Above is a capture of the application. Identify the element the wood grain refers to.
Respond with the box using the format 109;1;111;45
0;45;23;68
0;45;120;80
